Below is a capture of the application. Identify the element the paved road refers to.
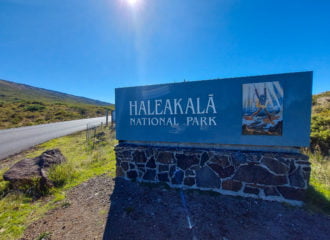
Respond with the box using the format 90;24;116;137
0;117;107;160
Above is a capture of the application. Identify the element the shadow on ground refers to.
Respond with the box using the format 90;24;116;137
102;178;330;240
305;186;330;214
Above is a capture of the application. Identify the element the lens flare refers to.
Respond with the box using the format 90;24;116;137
127;0;138;6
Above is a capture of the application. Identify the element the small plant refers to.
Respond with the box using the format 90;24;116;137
61;201;71;208
35;231;51;240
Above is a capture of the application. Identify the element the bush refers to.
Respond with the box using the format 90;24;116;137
10;177;51;199
311;115;330;155
24;104;45;112
48;164;77;187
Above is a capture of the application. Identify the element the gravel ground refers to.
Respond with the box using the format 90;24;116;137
22;175;330;240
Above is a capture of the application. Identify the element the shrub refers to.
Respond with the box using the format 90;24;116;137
47;164;77;187
10;177;51;199
311;115;330;155
24;104;45;112
31;101;45;105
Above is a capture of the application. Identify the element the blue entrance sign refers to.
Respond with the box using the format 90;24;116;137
115;72;312;147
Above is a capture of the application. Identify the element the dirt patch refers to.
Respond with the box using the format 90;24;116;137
22;175;114;240
21;175;330;240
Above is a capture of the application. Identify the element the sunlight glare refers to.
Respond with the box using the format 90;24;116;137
127;0;138;6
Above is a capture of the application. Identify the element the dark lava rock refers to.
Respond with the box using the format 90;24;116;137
121;162;129;171
277;186;306;201
146;157;156;169
169;165;176;178
261;157;289;174
244;186;260;195
196;166;220;188
264;187;280;196
233;165;287;185
3;158;41;185
185;170;195;177
157;152;174;164
184;177;196;186
200;152;209;167
208;164;234;178
133;151;147;163
222;180;242;192
129;163;136;170
115;150;132;160
210;155;230;167
143;169;156;181
289;167;306;188
176;154;199;170
171;170;184;185
127;170;138;179
158;164;169;172
116;166;124;177
158;173;169;182
39;149;66;168
3;149;66;192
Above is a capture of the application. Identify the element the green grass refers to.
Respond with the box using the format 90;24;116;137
304;149;330;214
304;91;330;214
0;127;117;240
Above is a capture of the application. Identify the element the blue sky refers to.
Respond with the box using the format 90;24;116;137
0;0;329;103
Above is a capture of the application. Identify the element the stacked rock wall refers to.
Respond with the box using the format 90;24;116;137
115;143;310;205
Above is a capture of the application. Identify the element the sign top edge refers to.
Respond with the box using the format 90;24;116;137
115;71;313;90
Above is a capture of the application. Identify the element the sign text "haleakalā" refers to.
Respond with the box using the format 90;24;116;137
129;94;217;127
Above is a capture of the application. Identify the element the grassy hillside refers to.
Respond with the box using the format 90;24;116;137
305;91;330;213
311;91;330;156
0;79;114;129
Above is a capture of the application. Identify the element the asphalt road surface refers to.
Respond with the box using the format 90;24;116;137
0;117;107;160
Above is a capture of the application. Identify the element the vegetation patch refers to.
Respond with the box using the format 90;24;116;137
0;79;113;129
303;149;330;214
311;91;330;155
0;127;116;239
304;91;330;214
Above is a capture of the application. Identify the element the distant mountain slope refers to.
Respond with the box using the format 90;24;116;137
0;79;113;129
0;79;111;106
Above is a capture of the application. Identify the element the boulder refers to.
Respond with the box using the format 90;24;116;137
3;148;66;193
39;149;66;168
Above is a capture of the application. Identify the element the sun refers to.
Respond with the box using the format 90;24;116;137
127;0;138;6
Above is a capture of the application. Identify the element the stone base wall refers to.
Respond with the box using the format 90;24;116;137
115;143;310;205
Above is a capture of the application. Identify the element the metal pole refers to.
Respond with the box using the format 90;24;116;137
110;110;114;128
105;109;109;126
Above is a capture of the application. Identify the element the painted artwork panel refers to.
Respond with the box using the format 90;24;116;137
242;81;284;136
